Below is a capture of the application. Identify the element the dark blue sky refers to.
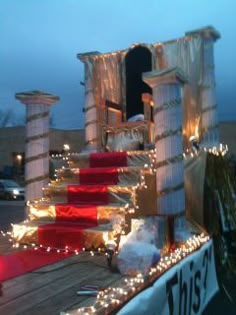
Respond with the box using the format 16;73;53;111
0;0;235;129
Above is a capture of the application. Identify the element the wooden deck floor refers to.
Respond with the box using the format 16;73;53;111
0;235;123;315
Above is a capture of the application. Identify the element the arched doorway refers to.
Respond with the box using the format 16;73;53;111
125;45;152;120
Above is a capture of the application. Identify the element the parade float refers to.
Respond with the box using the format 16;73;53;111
1;26;236;314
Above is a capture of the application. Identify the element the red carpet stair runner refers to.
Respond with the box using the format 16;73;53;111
12;151;157;252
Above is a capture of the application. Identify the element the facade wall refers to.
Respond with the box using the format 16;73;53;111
0;127;85;170
0;123;235;172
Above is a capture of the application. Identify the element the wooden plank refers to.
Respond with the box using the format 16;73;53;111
0;253;122;315
1;253;98;296
1;254;79;294
23;267;122;315
66;277;125;314
0;261;102;314
0;225;124;315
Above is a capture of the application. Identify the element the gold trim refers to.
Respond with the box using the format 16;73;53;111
156;154;183;169
157;182;184;197
157;210;186;217
26;132;49;143
154;98;181;115
25;152;48;163
155;127;182;142
25;174;49;185
26;111;49;122
83;104;96;112
85;120;98;127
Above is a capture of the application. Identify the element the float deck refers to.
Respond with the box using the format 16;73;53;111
0;235;123;315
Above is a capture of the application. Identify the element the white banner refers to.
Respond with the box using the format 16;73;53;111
118;240;218;315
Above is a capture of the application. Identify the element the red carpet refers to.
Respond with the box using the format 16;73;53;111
38;222;96;249
0;249;72;282
0;152;130;282
79;167;119;185
55;204;98;223
67;185;109;204
89;152;127;168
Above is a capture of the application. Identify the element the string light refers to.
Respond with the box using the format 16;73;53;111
183;143;228;159
2;145;217;315
64;233;210;315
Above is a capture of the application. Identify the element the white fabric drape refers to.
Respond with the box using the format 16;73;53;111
155;36;203;146
91;54;122;123
83;59;99;150
200;38;219;147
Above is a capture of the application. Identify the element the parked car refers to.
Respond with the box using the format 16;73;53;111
0;179;25;200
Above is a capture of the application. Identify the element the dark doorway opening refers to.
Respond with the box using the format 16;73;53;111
125;46;152;120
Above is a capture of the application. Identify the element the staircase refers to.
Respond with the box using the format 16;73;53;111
12;150;157;252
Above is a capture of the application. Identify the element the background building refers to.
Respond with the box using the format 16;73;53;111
0;127;84;182
0;122;235;183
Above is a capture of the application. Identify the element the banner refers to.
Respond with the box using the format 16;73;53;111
118;240;218;315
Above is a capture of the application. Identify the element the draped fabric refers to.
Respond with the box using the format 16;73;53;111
90;54;123;126
83;58;99;148
200;38;219;147
154;36;204;146
82;33;218;150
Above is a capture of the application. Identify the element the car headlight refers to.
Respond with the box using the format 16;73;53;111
13;189;20;195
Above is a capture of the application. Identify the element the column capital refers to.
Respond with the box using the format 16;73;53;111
143;67;188;88
185;25;220;41
77;51;100;62
15;90;59;106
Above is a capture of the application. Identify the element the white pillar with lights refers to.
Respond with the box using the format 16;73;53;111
15;90;59;203
143;68;188;237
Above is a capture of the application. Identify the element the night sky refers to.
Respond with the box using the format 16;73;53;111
0;0;235;129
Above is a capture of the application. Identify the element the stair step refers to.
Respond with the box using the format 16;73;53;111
67;150;155;168
56;166;147;185
43;184;135;205
12;222;115;251
11;150;157;251
29;202;129;225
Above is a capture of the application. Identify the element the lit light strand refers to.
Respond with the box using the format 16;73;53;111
65;233;210;315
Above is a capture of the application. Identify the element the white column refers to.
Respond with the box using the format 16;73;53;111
143;68;188;238
15;90;59;202
78;53;99;152
186;26;220;148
